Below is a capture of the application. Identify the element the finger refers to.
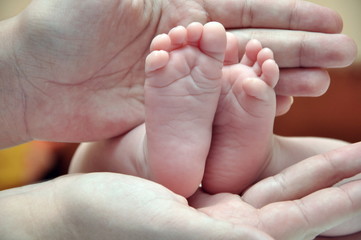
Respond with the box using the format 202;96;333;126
243;142;361;208
231;29;357;68
275;95;293;116
204;0;342;33
275;68;330;97
259;180;361;239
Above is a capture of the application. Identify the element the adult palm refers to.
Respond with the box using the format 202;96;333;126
9;0;355;144
191;142;361;239
190;184;361;240
0;172;272;240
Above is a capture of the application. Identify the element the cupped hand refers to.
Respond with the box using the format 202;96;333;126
44;173;273;240
243;142;361;238
8;0;356;144
189;178;361;240
190;142;361;239
69;142;361;239
51;172;361;240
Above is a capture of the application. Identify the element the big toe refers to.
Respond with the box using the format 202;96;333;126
199;22;227;62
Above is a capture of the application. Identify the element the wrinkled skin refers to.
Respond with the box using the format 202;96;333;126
68;143;361;240
0;173;273;240
5;0;356;145
1;1;360;239
192;142;361;239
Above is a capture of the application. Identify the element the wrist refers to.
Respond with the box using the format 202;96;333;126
0;17;31;148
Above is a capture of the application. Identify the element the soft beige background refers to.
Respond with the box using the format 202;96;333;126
0;0;360;62
0;0;30;20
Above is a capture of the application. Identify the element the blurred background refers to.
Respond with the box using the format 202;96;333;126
0;0;360;190
275;1;361;144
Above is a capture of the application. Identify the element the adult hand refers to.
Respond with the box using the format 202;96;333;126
243;142;361;238
0;0;356;147
189;178;361;240
190;143;361;239
0;172;272;240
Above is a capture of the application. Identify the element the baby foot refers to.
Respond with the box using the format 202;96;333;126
202;38;280;194
144;22;227;197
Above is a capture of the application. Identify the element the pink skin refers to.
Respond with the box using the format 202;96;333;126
144;22;226;197
202;38;279;194
71;22;279;197
70;22;280;198
145;22;279;196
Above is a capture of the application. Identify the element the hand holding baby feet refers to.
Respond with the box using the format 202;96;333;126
71;24;279;199
203;38;280;194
